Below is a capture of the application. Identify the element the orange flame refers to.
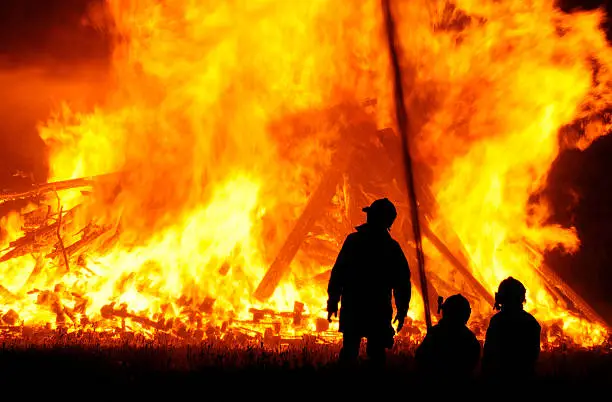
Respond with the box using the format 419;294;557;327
0;0;610;346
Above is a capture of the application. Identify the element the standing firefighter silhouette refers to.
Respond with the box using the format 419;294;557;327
327;198;411;365
482;277;541;379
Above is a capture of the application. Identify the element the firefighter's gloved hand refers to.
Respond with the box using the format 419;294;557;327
327;301;338;323
393;314;405;333
327;310;337;323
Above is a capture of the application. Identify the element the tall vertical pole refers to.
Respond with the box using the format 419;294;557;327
381;0;432;329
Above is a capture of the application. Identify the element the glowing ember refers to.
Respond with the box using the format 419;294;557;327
0;0;611;346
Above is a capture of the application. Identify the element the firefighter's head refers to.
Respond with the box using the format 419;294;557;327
494;276;526;311
439;294;471;325
362;198;397;230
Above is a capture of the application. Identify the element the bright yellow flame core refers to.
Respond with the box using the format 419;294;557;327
1;0;611;346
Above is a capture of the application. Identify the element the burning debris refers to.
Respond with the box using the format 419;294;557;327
1;0;612;347
0;111;608;347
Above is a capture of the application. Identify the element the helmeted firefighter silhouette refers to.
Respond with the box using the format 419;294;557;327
326;198;411;365
482;277;541;379
414;294;481;378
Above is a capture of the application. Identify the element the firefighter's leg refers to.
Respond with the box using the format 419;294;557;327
365;336;387;367
339;333;361;363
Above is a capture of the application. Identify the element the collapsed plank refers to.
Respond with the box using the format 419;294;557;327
374;128;490;310
253;123;369;301
0;205;82;262
23;254;45;290
421;222;495;306
45;224;112;260
522;240;610;329
0;172;121;204
100;303;167;331
252;162;344;301
253;122;479;317
388;226;441;319
0;285;17;303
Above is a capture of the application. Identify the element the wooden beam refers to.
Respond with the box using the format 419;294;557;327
0;205;82;262
391;223;440;322
0;172;121;204
23;253;45;289
46;224;112;260
421;222;495;306
523;240;610;329
253;122;373;301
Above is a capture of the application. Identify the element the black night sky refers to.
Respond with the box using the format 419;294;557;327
1;0;612;324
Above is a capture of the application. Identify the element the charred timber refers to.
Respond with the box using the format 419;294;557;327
21;205;52;231
55;206;70;272
0;172;121;204
95;221;122;255
100;303;168;331
0;205;82;262
45;224;112;260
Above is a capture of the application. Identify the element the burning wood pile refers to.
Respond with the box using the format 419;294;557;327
0;105;608;348
0;105;419;346
1;0;612;348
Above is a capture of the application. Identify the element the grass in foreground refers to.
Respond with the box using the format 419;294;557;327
0;336;610;398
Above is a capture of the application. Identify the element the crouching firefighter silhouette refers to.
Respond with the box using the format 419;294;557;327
327;198;411;366
482;277;541;381
415;294;481;380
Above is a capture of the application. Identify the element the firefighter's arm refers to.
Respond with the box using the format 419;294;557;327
393;242;411;317
482;318;500;372
327;235;353;315
531;321;542;362
469;335;482;372
414;331;433;365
